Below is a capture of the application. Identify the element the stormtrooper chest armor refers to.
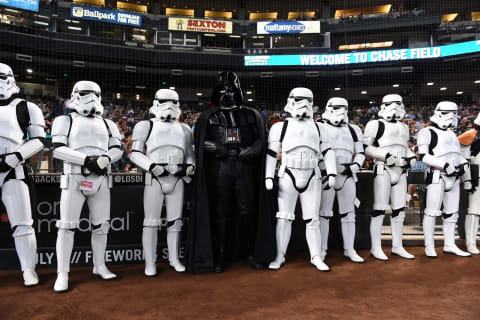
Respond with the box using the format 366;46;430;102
281;119;320;169
325;124;354;164
68;114;109;154
376;120;408;157
430;127;461;162
146;120;185;164
0;100;25;153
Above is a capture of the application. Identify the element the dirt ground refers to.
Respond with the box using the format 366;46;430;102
1;247;479;320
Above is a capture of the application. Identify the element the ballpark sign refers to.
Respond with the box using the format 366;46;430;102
257;21;320;34
168;18;232;34
70;5;142;27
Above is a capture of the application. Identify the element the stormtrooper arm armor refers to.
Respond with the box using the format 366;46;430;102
51;115;87;165
352;125;366;170
181;123;195;167
265;122;283;180
129;120;154;172
417;128;450;171
364;120;389;161
104;119;123;164
318;123;336;176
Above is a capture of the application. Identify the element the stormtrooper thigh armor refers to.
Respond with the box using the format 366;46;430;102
466;187;480;254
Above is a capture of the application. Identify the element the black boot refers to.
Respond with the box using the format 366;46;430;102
246;256;264;270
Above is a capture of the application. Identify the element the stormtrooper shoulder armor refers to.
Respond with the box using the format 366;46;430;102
363;120;380;146
104;118;122;147
131;120;152;152
26;102;46;138
268;121;284;144
51;115;72;146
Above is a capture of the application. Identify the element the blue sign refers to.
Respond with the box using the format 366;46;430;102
70;5;142;27
0;0;39;12
245;40;480;66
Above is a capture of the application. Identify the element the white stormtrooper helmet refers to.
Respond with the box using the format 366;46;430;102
379;94;404;121
69;81;103;117
322;97;348;126
0;63;20;100
430;101;458;129
150;89;180;121
284;87;314;120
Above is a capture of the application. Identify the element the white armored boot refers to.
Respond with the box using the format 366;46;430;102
142;226;158;276
54;229;74;292
370;215;388;260
91;225;117;279
269;218;292;270
341;218;364;263
443;218;471;257
319;217;329;260
465;214;480;255
167;220;185;272
13;226;39;287
306;219;330;272
423;215;437;258
390;212;414;259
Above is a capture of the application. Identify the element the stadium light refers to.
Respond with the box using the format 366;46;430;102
196;93;203;96
67;26;82;31
456;91;464;95
116;93;121;99
136;94;140;100
34;21;49;26
426;82;434;86
334;87;341;91
204;34;216;37
246;91;252;94
169;87;175;90
361;91;367;95
440;87;447;91
229;35;241;38
475;80;480;84
247;98;253;102
393;84;399;87
26;69;33;73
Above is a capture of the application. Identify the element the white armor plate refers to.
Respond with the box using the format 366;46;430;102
0;99;25;151
146;120;186;154
281;119;320;154
375;120;408;159
68;114;109;154
322;124;354;170
430;127;463;166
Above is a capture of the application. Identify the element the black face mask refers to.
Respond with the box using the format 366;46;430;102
219;90;236;108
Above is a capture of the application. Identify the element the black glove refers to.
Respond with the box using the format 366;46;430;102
238;147;256;161
455;164;466;177
0;157;11;173
84;156;107;176
204;141;227;159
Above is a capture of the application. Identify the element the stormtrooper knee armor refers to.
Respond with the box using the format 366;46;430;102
52;81;124;292
0;63;45;286
418;101;471;258
318;97;365;263
364;94;415;260
265;88;336;271
130;89;195;276
458;112;480;254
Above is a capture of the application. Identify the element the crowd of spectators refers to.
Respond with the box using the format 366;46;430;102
26;95;479;172
334;8;425;24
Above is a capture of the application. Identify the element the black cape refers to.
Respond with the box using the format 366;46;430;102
186;106;276;273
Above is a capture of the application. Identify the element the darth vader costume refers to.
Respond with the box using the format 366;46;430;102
186;72;275;273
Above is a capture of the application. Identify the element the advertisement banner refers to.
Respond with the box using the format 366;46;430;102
257;21;320;34
245;40;480;67
0;0;38;12
70;4;142;27
168;17;232;34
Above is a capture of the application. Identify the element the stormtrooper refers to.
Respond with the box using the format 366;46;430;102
364;94;415;260
51;81;123;292
266;87;336;271
458;112;480;254
418;101;471;258
318;97;365;263
0;63;45;286
129;89;195;276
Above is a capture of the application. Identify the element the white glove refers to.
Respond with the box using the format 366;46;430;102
385;153;397;166
151;164;165;177
328;175;336;188
409;158;416;168
265;178;274;190
96;156;110;170
4;154;21;168
350;163;360;175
